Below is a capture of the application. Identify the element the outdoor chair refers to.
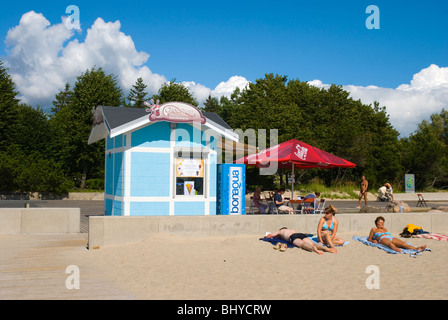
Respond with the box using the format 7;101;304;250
301;198;316;214
417;194;427;207
267;202;288;214
248;197;260;214
314;198;326;214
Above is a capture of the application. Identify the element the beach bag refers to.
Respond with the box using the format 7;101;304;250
400;224;423;238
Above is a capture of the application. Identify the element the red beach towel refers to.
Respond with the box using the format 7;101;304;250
412;233;448;241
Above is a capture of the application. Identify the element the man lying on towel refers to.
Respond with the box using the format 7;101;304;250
266;227;337;255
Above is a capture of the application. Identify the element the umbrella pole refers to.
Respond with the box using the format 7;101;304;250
291;163;295;199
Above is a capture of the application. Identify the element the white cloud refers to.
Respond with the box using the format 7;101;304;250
4;11;167;107
182;76;250;105
181;81;211;103
5;12;445;138
307;79;330;90
4;11;250;111
211;76;250;98
397;64;448;91
309;64;448;137
5;11;74;105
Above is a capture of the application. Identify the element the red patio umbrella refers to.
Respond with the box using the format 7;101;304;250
235;139;356;199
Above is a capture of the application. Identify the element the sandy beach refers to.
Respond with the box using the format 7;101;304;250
1;229;447;300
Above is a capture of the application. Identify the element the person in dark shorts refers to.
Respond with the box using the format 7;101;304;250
266;227;337;255
357;175;369;208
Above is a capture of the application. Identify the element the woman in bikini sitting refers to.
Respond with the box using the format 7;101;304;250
368;216;427;253
317;205;345;249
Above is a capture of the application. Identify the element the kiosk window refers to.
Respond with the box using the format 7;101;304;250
175;156;205;196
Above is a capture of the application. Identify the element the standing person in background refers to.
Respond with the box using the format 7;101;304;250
356;175;369;209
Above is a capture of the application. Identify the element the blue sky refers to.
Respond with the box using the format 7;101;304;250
1;0;447;136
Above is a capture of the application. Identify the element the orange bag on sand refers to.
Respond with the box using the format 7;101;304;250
406;224;422;234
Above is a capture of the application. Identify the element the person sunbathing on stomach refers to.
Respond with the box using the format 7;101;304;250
266;227;337;255
368;216;427;253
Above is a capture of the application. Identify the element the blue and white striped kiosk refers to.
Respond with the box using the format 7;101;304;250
88;101;244;216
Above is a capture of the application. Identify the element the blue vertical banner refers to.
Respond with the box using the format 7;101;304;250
217;164;246;215
405;174;415;193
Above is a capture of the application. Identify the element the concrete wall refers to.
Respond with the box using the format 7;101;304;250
0;208;80;234
88;212;448;249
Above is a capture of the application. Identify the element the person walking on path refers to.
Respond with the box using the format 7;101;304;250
357;175;368;209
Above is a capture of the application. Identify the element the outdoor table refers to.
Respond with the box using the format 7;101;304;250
288;199;302;214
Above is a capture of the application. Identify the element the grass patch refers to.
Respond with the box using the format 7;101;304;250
294;182;359;199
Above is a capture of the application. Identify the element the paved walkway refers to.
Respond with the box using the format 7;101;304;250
0;233;135;300
1;194;447;233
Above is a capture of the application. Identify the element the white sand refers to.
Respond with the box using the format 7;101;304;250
84;231;448;300
1;231;447;300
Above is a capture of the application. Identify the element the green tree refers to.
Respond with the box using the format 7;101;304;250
361;101;402;187
50;67;124;189
222;73;403;189
0;146;20;192
308;86;401;187
401;109;448;189
14;104;52;155
0;61;20;150
0;61;73;194
152;79;198;107
203;95;220;113
0;145;73;194
217;91;241;124
52;83;73;113
127;77;149;108
228;74;304;145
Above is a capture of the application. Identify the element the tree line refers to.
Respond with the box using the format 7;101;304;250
1;62;447;195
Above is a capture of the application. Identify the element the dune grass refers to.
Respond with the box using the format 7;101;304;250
292;182;359;199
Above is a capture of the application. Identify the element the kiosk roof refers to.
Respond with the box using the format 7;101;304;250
88;105;238;145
